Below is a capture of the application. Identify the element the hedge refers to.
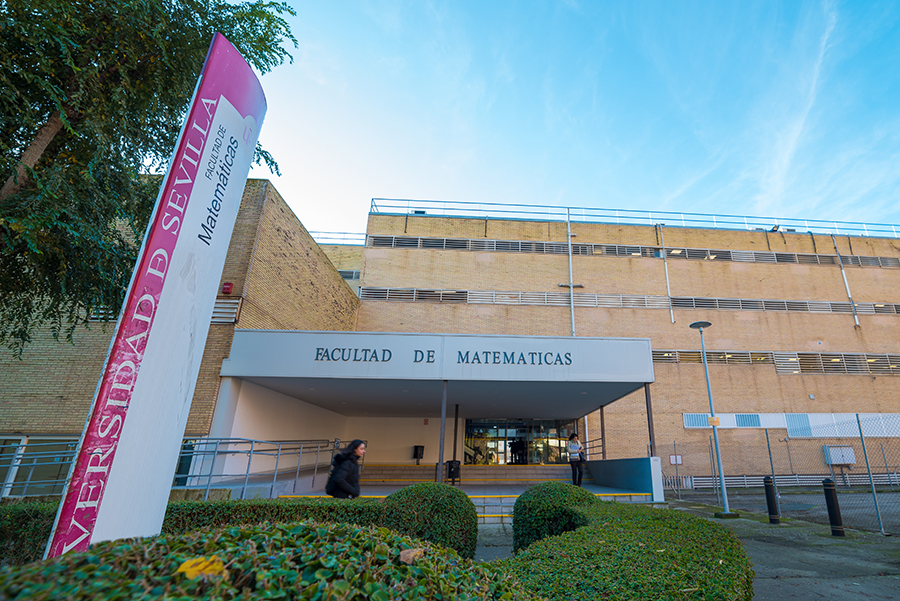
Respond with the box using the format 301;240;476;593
512;481;595;552
505;495;755;601
162;496;384;535
1;484;475;566
0;520;529;600
381;483;479;559
0;503;58;567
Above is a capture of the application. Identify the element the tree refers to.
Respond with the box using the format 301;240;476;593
0;0;296;356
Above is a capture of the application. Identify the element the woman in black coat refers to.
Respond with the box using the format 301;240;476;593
326;439;366;499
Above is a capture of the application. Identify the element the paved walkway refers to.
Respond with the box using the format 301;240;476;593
671;500;900;600
474;499;900;599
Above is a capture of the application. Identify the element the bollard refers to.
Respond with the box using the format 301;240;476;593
764;476;780;524
822;478;844;537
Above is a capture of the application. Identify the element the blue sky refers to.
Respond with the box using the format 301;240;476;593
247;1;900;235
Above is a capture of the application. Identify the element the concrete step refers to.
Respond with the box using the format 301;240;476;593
360;464;591;485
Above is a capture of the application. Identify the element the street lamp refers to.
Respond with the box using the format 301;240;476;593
689;321;737;517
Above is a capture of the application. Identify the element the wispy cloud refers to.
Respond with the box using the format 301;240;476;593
753;3;837;213
296;42;345;90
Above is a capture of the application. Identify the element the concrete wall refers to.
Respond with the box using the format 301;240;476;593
585;457;664;502
346;415;464;465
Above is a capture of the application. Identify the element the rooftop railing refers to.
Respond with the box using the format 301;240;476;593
309;231;367;245
369;198;900;239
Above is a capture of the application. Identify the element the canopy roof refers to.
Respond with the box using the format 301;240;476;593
221;330;655;421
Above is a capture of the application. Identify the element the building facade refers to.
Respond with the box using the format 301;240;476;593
3;180;899;495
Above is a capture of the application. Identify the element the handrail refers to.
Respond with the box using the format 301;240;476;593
0;438;339;500
370;198;900;239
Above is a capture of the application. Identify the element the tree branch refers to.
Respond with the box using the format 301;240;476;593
0;111;66;201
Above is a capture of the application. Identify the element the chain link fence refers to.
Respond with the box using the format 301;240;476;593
662;414;899;535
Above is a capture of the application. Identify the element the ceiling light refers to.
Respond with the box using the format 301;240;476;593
669;249;682;255
631;252;641;256
831;358;841;362
867;359;877;362
708;254;717;260
875;304;885;307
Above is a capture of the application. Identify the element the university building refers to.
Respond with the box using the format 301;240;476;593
3;179;900;496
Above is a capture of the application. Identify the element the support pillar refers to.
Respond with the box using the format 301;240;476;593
437;381;448;483
452;404;459;461
644;383;657;457
600;406;607;460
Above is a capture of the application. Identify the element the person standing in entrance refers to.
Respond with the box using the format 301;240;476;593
567;433;584;486
326;439;366;499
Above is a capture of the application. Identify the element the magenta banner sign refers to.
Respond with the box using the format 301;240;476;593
46;34;267;557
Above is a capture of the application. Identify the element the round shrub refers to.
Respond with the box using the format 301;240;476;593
0;520;529;600
512;481;595;552
382;483;478;559
504;501;755;600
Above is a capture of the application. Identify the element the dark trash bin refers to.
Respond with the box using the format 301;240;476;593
413;445;425;465
447;459;461;484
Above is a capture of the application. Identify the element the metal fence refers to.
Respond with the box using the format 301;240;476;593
661;414;900;535
0;437;342;501
369;198;900;238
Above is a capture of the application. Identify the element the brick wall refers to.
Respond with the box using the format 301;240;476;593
359;214;900;475
1;180;359;438
185;182;359;435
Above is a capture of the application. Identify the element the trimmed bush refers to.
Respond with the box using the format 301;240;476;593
0;497;385;567
503;501;755;601
0;520;530;600
512;481;595;551
382;483;479;559
162;496;384;535
0;502;57;566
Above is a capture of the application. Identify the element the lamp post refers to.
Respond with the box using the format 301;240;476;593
689;321;736;517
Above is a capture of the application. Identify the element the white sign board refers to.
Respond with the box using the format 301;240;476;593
47;34;266;556
222;330;655;384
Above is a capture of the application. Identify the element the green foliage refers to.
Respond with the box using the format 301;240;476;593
381;483;479;560
0;502;58;566
512;481;595;552
503;501;755;601
0;489;475;566
0;520;530;600
0;0;297;356
161;497;384;535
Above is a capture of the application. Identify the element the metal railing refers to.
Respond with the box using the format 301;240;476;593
0;437;347;501
583;437;605;460
370;198;900;239
0;441;77;497
172;437;340;500
309;231;367;245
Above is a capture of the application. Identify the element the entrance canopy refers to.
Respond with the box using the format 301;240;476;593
221;331;654;420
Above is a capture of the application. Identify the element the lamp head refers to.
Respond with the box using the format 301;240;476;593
689;321;712;330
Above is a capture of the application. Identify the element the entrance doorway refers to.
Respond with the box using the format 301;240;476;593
463;419;577;465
